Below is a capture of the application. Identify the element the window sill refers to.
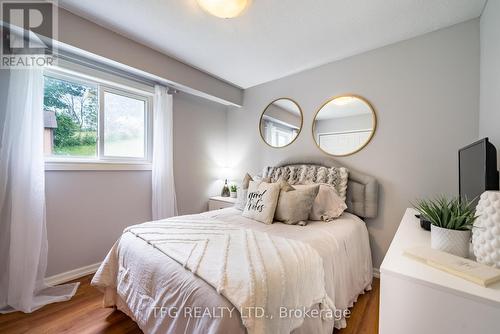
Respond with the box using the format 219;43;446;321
45;161;152;171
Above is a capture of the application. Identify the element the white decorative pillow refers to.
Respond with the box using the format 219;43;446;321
236;174;272;211
242;181;280;224
275;184;320;225
295;183;347;221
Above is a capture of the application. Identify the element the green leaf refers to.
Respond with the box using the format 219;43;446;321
412;196;478;230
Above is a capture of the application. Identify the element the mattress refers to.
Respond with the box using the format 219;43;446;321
92;208;373;334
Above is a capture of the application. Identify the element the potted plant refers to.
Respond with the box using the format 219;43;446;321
413;197;478;258
230;184;238;198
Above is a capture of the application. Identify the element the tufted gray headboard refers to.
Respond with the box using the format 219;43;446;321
267;156;379;219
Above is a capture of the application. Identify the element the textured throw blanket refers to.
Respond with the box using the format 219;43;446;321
95;218;334;334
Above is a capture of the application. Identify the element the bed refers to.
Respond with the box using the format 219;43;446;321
92;157;379;334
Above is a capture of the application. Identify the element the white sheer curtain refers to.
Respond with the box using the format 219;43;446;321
0;69;79;314
152;85;177;220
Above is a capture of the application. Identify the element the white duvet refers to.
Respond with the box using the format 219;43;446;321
92;208;373;334
125;219;334;334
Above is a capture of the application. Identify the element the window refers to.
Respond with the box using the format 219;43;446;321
263;119;298;147
43;75;98;158
43;67;152;168
102;89;146;158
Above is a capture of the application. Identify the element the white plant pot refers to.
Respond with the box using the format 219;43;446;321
431;225;471;258
230;191;237;198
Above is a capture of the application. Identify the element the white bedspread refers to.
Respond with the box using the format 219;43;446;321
123;219;333;334
92;208;372;334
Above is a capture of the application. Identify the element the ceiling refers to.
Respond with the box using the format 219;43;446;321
316;98;372;120
273;99;301;116
59;0;486;89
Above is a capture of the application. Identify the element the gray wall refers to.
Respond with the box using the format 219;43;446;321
227;20;480;268
46;93;227;276
173;93;228;214
45;171;151;275
479;0;500;166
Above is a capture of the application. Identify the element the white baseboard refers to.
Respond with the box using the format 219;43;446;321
373;267;380;278
45;262;101;286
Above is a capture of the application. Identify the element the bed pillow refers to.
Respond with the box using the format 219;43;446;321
241;173;253;189
242;181;281;224
235;174;271;211
235;173;253;210
276;178;295;192
274;184;320;225
295;183;347;221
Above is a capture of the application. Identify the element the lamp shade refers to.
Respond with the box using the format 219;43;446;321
196;0;248;18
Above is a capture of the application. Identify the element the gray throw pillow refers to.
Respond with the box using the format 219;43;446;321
242;173;253;189
274;184;320;225
295;184;347;221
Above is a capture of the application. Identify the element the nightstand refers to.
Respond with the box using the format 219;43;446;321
208;196;237;211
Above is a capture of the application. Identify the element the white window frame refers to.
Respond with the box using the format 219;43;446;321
43;61;154;171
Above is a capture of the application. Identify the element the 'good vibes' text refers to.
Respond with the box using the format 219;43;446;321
246;190;267;213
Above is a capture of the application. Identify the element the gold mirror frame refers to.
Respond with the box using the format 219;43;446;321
312;94;377;157
259;98;304;148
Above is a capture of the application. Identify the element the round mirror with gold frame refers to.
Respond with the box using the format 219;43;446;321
259;98;303;148
313;95;377;156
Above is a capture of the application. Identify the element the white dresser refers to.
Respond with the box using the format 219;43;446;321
379;208;500;334
208;196;237;211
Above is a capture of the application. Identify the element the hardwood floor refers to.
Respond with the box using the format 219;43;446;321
0;275;379;334
337;278;380;334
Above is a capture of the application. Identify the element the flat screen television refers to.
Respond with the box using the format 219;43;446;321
459;138;499;207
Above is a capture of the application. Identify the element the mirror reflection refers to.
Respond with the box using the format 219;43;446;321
313;96;376;156
260;98;302;148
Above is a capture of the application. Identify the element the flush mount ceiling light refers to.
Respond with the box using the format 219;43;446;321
196;0;249;19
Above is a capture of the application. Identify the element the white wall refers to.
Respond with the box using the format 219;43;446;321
479;0;500;166
46;93;227;276
227;20;480;268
